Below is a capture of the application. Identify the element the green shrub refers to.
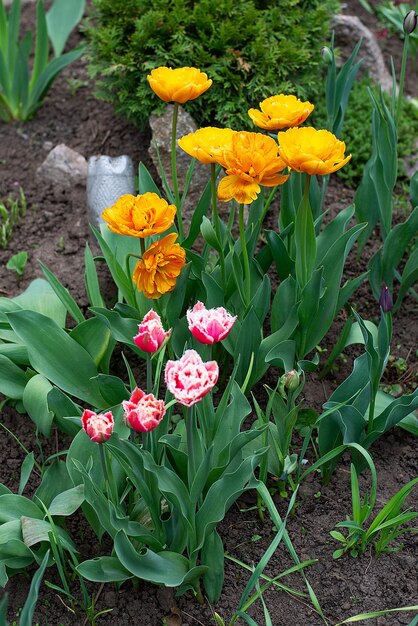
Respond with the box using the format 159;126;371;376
86;0;339;129
311;76;418;186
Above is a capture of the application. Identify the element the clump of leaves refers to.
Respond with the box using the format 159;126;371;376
85;0;338;130
311;75;418;187
6;251;28;280
331;465;418;559
0;188;27;249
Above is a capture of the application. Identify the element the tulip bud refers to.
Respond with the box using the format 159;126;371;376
379;285;393;313
320;46;333;65
134;310;171;353
403;10;417;35
81;409;114;443
284;369;300;391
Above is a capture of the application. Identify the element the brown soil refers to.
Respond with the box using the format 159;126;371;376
0;2;417;625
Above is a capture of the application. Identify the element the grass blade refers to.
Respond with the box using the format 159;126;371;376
335;605;418;625
19;549;50;626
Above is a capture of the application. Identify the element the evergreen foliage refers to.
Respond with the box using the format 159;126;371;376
86;0;339;129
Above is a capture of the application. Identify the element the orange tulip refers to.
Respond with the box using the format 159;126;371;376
217;131;289;204
147;66;212;103
133;233;186;299
102;193;176;239
278;127;351;176
248;94;314;130
178;127;236;165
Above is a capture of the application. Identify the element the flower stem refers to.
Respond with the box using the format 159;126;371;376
98;443;109;485
171;102;184;240
239;203;251;309
259;185;278;224
146;353;152;395
211;163;226;292
395;33;409;131
186;405;196;490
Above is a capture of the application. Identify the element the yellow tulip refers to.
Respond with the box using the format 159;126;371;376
248;94;314;130
217;131;289;204
278;127;351;176
102;193;176;239
147;66;212;103
178;127;236;165
133;233;186;299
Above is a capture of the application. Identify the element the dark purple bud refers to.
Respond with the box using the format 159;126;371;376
403;10;417;35
379;285;393;313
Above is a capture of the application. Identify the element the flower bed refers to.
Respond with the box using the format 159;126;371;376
0;2;417;625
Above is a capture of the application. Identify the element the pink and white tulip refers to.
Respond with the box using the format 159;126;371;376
134;310;171;353
165;349;219;407
186;301;237;345
122;388;165;433
81;409;114;443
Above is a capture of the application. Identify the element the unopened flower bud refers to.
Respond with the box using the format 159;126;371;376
379;285;393;313
283;369;300;392
403;10;417;35
320;46;333;65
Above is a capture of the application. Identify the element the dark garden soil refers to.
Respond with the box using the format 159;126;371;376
0;2;417;625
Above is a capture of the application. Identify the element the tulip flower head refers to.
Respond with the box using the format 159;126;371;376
178;127;236;165
81;409;114;444
248;94;314;131
187;301;237;344
278;127;351;176
122;388;165;433
165;349;219;407
403;10;417;35
101;192;176;238
379;285;393;313
217;131;289;204
132;233;186;299
147;66;212;103
134;310;171;353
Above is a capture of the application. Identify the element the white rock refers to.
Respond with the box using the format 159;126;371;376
36;143;88;189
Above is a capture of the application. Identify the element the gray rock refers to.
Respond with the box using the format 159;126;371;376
149;105;210;225
332;14;394;93
403;136;418;179
36;143;88;189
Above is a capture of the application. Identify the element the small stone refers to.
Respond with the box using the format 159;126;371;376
332;15;394;93
403;136;418;178
43;141;54;151
149;105;209;226
36;143;88;189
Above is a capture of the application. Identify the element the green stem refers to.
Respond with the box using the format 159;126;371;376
125;252;142;280
146;353;152;395
171;102;183;239
259;185;278;224
211;162;226;292
395;33;409;131
98;443;109;485
186;405;196;490
239;203;251;309
368;395;376;436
